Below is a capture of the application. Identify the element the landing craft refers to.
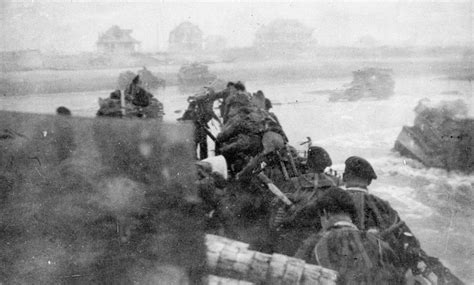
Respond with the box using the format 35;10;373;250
97;72;165;120
0;110;340;284
394;99;474;172
181;81;464;284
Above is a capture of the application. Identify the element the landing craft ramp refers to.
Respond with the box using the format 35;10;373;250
0;111;204;284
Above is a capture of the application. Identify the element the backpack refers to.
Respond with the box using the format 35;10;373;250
313;225;405;284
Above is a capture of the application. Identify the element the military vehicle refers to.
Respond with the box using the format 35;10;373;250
177;62;217;93
117;68;166;91
97;95;164;120
97;89;164;120
329;67;395;102
98;70;165;120
394;99;473;172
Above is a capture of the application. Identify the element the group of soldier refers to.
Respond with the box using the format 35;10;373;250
189;81;462;284
97;72;164;119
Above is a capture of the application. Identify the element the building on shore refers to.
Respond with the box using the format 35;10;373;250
253;19;314;51
168;21;203;53
97;26;140;54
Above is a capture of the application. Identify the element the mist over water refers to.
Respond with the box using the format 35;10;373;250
1;1;471;52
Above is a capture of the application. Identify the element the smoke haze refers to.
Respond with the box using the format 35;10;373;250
1;0;471;53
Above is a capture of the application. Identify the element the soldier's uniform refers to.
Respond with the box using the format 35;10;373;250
125;76;155;108
216;102;288;175
270;147;340;255
344;156;463;284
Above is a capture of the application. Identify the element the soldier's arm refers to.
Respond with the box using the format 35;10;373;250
216;118;241;143
210;89;228;100
194;88;227;102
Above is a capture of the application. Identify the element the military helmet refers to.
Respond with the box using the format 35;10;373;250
344;156;377;180
132;75;140;84
227;92;251;107
307;146;332;172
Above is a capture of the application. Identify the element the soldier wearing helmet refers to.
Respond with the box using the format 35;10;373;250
270;146;341;256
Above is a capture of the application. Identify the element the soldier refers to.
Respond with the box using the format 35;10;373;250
251;90;266;109
270;146;339;255
216;90;288;176
195;156;228;234
56;106;72;116
343;156;462;284
264;98;273;111
125;75;152;107
199;81;237;121
55;106;75;161
222;81;252;123
294;187;405;284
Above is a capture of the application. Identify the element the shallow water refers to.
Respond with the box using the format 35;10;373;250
1;75;473;282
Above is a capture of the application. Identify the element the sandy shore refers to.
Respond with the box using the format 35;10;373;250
1;56;468;96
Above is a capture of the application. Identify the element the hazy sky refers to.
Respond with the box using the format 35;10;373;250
1;0;472;53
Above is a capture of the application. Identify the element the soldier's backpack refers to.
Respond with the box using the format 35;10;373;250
297;224;405;284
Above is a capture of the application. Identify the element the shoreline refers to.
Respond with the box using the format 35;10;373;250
1;57;470;96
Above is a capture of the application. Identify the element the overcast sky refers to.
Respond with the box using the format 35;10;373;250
1;0;472;53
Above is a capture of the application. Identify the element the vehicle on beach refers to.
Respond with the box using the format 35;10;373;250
329;67;395;102
177;62;217;93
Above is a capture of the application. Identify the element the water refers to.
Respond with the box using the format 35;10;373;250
1;75;473;282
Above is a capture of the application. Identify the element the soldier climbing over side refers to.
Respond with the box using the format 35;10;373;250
191;81;237;123
342;156;463;285
215;81;289;176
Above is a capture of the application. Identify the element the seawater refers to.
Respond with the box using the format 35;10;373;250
1;75;472;283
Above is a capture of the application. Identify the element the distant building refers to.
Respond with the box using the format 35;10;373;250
0;49;43;71
254;19;314;50
97;26;140;54
204;35;227;51
168;21;203;52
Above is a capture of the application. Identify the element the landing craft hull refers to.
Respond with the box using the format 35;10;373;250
0;111;204;284
394;111;474;172
0;110;338;284
394;126;446;168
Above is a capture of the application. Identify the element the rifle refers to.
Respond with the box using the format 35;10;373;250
256;172;293;207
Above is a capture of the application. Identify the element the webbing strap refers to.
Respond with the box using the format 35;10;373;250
351;231;374;269
353;193;366;230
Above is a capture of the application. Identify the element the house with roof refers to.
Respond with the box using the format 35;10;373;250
97;26;140;54
168;21;203;52
254;19;314;51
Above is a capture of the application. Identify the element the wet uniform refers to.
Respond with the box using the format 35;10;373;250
343;156;463;284
269;172;340;256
